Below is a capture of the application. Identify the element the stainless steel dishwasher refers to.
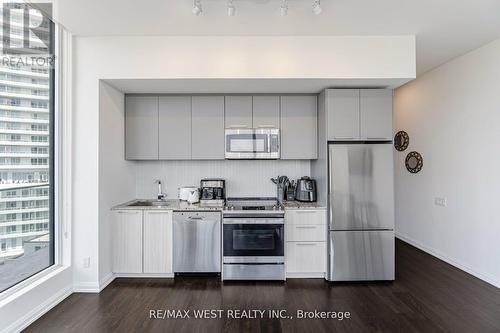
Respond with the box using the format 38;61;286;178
173;211;221;274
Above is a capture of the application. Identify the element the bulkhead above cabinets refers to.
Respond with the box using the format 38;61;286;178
124;94;318;161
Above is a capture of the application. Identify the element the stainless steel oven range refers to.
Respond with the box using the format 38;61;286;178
222;198;285;281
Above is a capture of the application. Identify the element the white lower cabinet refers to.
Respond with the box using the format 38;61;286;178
143;210;173;274
113;209;173;275
286;242;326;275
113;210;143;273
285;209;327;278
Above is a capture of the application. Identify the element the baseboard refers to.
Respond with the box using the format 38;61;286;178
286;273;325;279
114;273;174;278
396;232;500;289
72;281;100;293
2;285;73;333
99;272;115;292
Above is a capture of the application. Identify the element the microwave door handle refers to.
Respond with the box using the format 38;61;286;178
267;134;271;153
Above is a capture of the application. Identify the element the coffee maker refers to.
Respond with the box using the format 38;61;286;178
200;179;225;206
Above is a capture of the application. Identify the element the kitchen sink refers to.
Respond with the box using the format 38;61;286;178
127;200;169;207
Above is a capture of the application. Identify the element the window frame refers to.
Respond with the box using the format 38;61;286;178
0;20;66;299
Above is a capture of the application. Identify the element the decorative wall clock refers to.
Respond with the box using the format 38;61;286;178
405;151;423;173
394;131;409;151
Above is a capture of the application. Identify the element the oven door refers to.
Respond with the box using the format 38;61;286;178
225;129;278;159
223;219;284;262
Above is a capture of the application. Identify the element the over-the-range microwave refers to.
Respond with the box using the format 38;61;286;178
225;128;280;159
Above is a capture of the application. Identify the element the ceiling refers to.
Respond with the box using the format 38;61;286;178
54;0;500;75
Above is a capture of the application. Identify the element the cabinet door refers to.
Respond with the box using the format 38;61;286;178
159;96;191;159
280;95;317;159
125;96;158;160
252;96;280;128
191;96;225;159
285;209;326;225
326;89;360;140
360;89;393;140
286;242;326;274
113;210;143;273
143;210;173;273
225;96;252;128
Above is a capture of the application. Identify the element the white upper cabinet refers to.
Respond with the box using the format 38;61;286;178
360;89;393;140
224;96;253;128
280;95;318;160
158;96;191;159
191;96;225;160
326;89;360;140
125;96;158;160
252;96;280;128
326;89;393;141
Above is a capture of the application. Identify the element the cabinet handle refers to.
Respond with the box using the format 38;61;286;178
117;211;139;214
334;136;355;139
296;243;317;246
146;211;170;214
295;226;317;229
256;125;276;128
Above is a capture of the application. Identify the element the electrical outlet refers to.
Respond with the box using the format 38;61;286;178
83;257;90;268
434;197;447;207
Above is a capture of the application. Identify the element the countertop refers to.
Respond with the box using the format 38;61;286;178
112;199;326;211
282;200;326;209
112;199;224;211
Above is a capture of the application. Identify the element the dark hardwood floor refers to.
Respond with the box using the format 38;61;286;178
24;240;500;333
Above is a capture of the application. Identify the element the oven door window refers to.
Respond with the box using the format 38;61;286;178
226;134;269;153
223;224;284;256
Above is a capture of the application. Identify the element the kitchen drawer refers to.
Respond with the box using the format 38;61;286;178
286;224;326;242
286;241;326;275
285;209;326;225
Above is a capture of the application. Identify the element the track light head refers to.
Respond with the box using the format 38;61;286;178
312;0;322;15
227;0;235;16
192;0;202;16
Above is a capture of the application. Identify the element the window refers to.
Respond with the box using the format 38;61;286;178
0;3;56;293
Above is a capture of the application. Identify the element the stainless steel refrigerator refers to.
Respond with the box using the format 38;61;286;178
327;143;395;281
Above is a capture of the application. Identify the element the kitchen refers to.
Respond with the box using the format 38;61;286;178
2;1;500;332
111;90;394;282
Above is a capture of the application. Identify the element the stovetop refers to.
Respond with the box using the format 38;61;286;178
224;197;284;213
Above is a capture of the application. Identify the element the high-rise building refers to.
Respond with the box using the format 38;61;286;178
0;6;51;261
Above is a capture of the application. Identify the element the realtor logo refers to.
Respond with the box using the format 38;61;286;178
2;2;53;55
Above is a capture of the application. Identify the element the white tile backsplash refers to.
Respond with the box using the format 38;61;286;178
135;160;311;199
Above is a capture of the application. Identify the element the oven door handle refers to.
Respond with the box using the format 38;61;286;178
223;219;284;225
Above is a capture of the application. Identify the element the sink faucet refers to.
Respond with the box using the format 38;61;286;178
155;180;166;200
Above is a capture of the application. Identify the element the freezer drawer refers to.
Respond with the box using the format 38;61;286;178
329;230;394;281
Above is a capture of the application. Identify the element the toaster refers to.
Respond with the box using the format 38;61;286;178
295;177;317;202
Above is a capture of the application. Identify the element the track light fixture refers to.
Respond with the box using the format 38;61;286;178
191;0;325;16
280;0;288;16
192;0;202;16
227;0;236;16
312;0;322;15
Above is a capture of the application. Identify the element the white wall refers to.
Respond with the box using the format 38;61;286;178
394;38;500;288
97;82;136;288
73;35;415;289
136;160;310;199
